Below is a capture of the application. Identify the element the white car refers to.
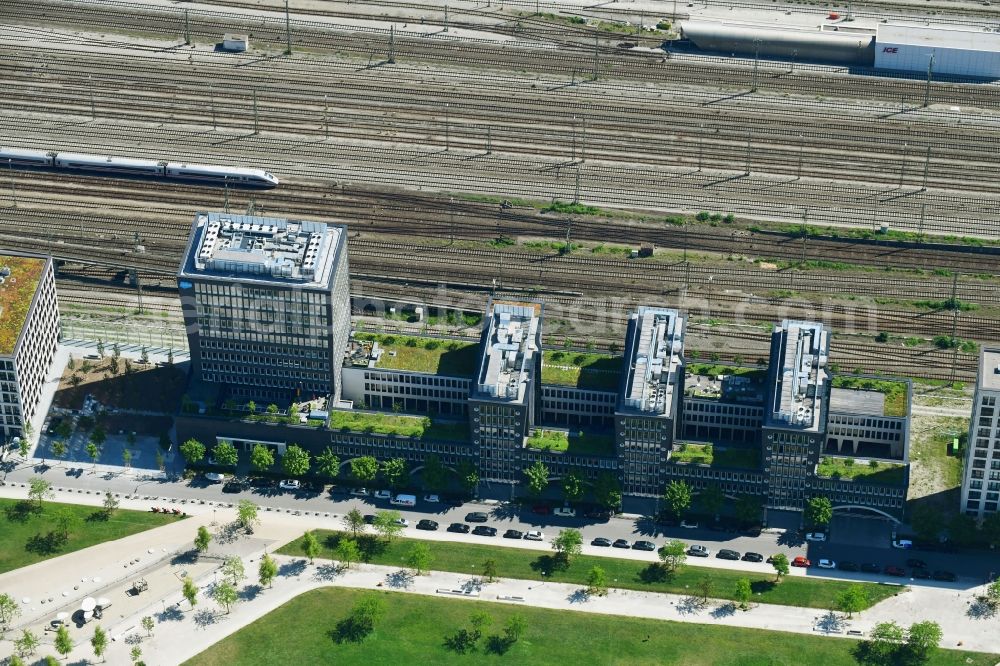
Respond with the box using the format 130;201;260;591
680;520;699;529
374;490;392;499
553;507;576;517
423;494;440;503
204;472;226;483
687;545;710;557
805;532;827;542
394;518;409;527
350;488;369;496
817;559;836;569
524;530;544;541
892;539;913;549
278;479;301;491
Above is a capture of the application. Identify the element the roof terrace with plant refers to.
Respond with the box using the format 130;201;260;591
351;332;479;377
0;254;47;356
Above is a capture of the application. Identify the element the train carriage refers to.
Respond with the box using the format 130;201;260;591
0;147;53;167
54;153;163;175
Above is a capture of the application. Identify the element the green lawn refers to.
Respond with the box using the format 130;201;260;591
328;411;468;442
831;376;908;417
526;429;616;457
540;351;621;390
0;497;182;574
186;587;995;666
687;364;768;381
357;333;479;377
816;456;907;486
670;444;760;470
278;531;898;611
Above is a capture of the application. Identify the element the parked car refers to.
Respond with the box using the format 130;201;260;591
222;479;246;493
905;558;927;569
444;496;465;507
716;549;741;561
503;529;524;540
892;539;913;549
741;552;764;563
632;540;656;551
423;494;440;503
416;519;439;531
805;532;826;542
525;530;544;541
465;512;489;523
861;563;881;574
911;568;931;579
204;472;226;483
374;489;392;499
817;559;836;569
553;507;576;518
278;479;301;491
472;526;497;537
363;514;376;525
932;570;957;582
350;488;369;496
792;556;810;568
680;520;699;529
393;517;409;527
838;561;859;572
591;537;612;547
531;505;551;515
883;565;905;577
448;522;470;533
584;509;612;521
612;539;631;549
688;545;710;557
249;477;273;488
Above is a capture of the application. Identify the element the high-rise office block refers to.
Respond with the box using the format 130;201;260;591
178;212;350;403
961;347;1000;519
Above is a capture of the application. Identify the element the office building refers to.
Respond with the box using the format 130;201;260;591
961;347;1000;519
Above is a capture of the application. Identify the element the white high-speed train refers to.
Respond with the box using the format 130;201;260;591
0;147;279;188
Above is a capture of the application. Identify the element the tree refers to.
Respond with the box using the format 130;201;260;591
0;592;20;626
91;624;108;662
482;559;498;583
948;512;978;547
18;437;29;458
911;504;944;543
381;457;408;489
906;620;942;663
523;460;549;497
696;574;713;601
182;577;198;608
53;507;80;541
836;584;869;619
212;580;238;614
562;471;584;504
551;528;583;566
735;494;763;526
373;510;404;541
96;339;105;357
130;645;143;665
126;430;137;448
258;553;278;588
699;483;725;517
338;593;386;642
282;444;311;477
804;496;833;528
246;400;256;414
986;579;1000;609
222;555;246;585
155;450;165;472
350;455;379;483
213;440;239;467
51;439;67;461
734;578;752;610
866;620;905;663
90;424;107;448
249;443;274;473
122;448;133;469
344;508;365;538
336;538;360;570
27;476;53;509
86;441;100;468
662;480;693;520
56;420;73;439
102;490;119;518
112;342;120;360
770;553;789;582
301;530;320;563
593;472;622;512
54;624;73;659
657;539;687;573
421;454;449;492
179;438;206;465
315;447;340;479
14;629;40;657
267;403;279;415
194;525;212;554
141;615;155;637
503;614;526;645
456;460;479;495
469;610;493;645
586;565;608;596
405;542;432;575
237;500;259;530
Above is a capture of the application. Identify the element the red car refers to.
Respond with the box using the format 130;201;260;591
792;556;810;568
531;505;551;515
884;565;906;577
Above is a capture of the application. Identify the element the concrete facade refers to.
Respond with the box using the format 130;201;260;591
961;347;1000;519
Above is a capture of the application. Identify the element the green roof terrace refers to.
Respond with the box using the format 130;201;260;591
668;442;761;470
540;351;621;391
328;410;469;442
355;333;479;378
0;254;46;356
526;428;616;457
830;376;908;418
815;456;907;486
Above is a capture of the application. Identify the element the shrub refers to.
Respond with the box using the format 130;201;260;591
695;211;710;222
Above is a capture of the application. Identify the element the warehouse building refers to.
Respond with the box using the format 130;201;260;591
875;24;1000;78
178;212;350;403
961;347;1000;519
0;253;59;442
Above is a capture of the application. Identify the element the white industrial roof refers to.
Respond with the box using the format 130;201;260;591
878;24;1000;52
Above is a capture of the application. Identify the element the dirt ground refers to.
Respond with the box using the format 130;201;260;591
54;355;187;413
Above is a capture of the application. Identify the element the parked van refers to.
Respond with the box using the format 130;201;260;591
390;493;416;507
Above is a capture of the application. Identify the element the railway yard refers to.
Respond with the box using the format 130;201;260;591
1;0;999;384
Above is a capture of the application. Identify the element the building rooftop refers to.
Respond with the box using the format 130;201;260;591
978;348;1000;392
540;350;621;391
815;455;907;486
473;301;542;403
830;377;909;417
878;23;1000;53
619;307;684;416
765;320;829;432
0;254;47;356
349;333;479;377
179;212;343;288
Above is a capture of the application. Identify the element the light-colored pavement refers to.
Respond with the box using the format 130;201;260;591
0;483;997;665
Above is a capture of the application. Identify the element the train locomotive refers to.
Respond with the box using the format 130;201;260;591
0;147;279;188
